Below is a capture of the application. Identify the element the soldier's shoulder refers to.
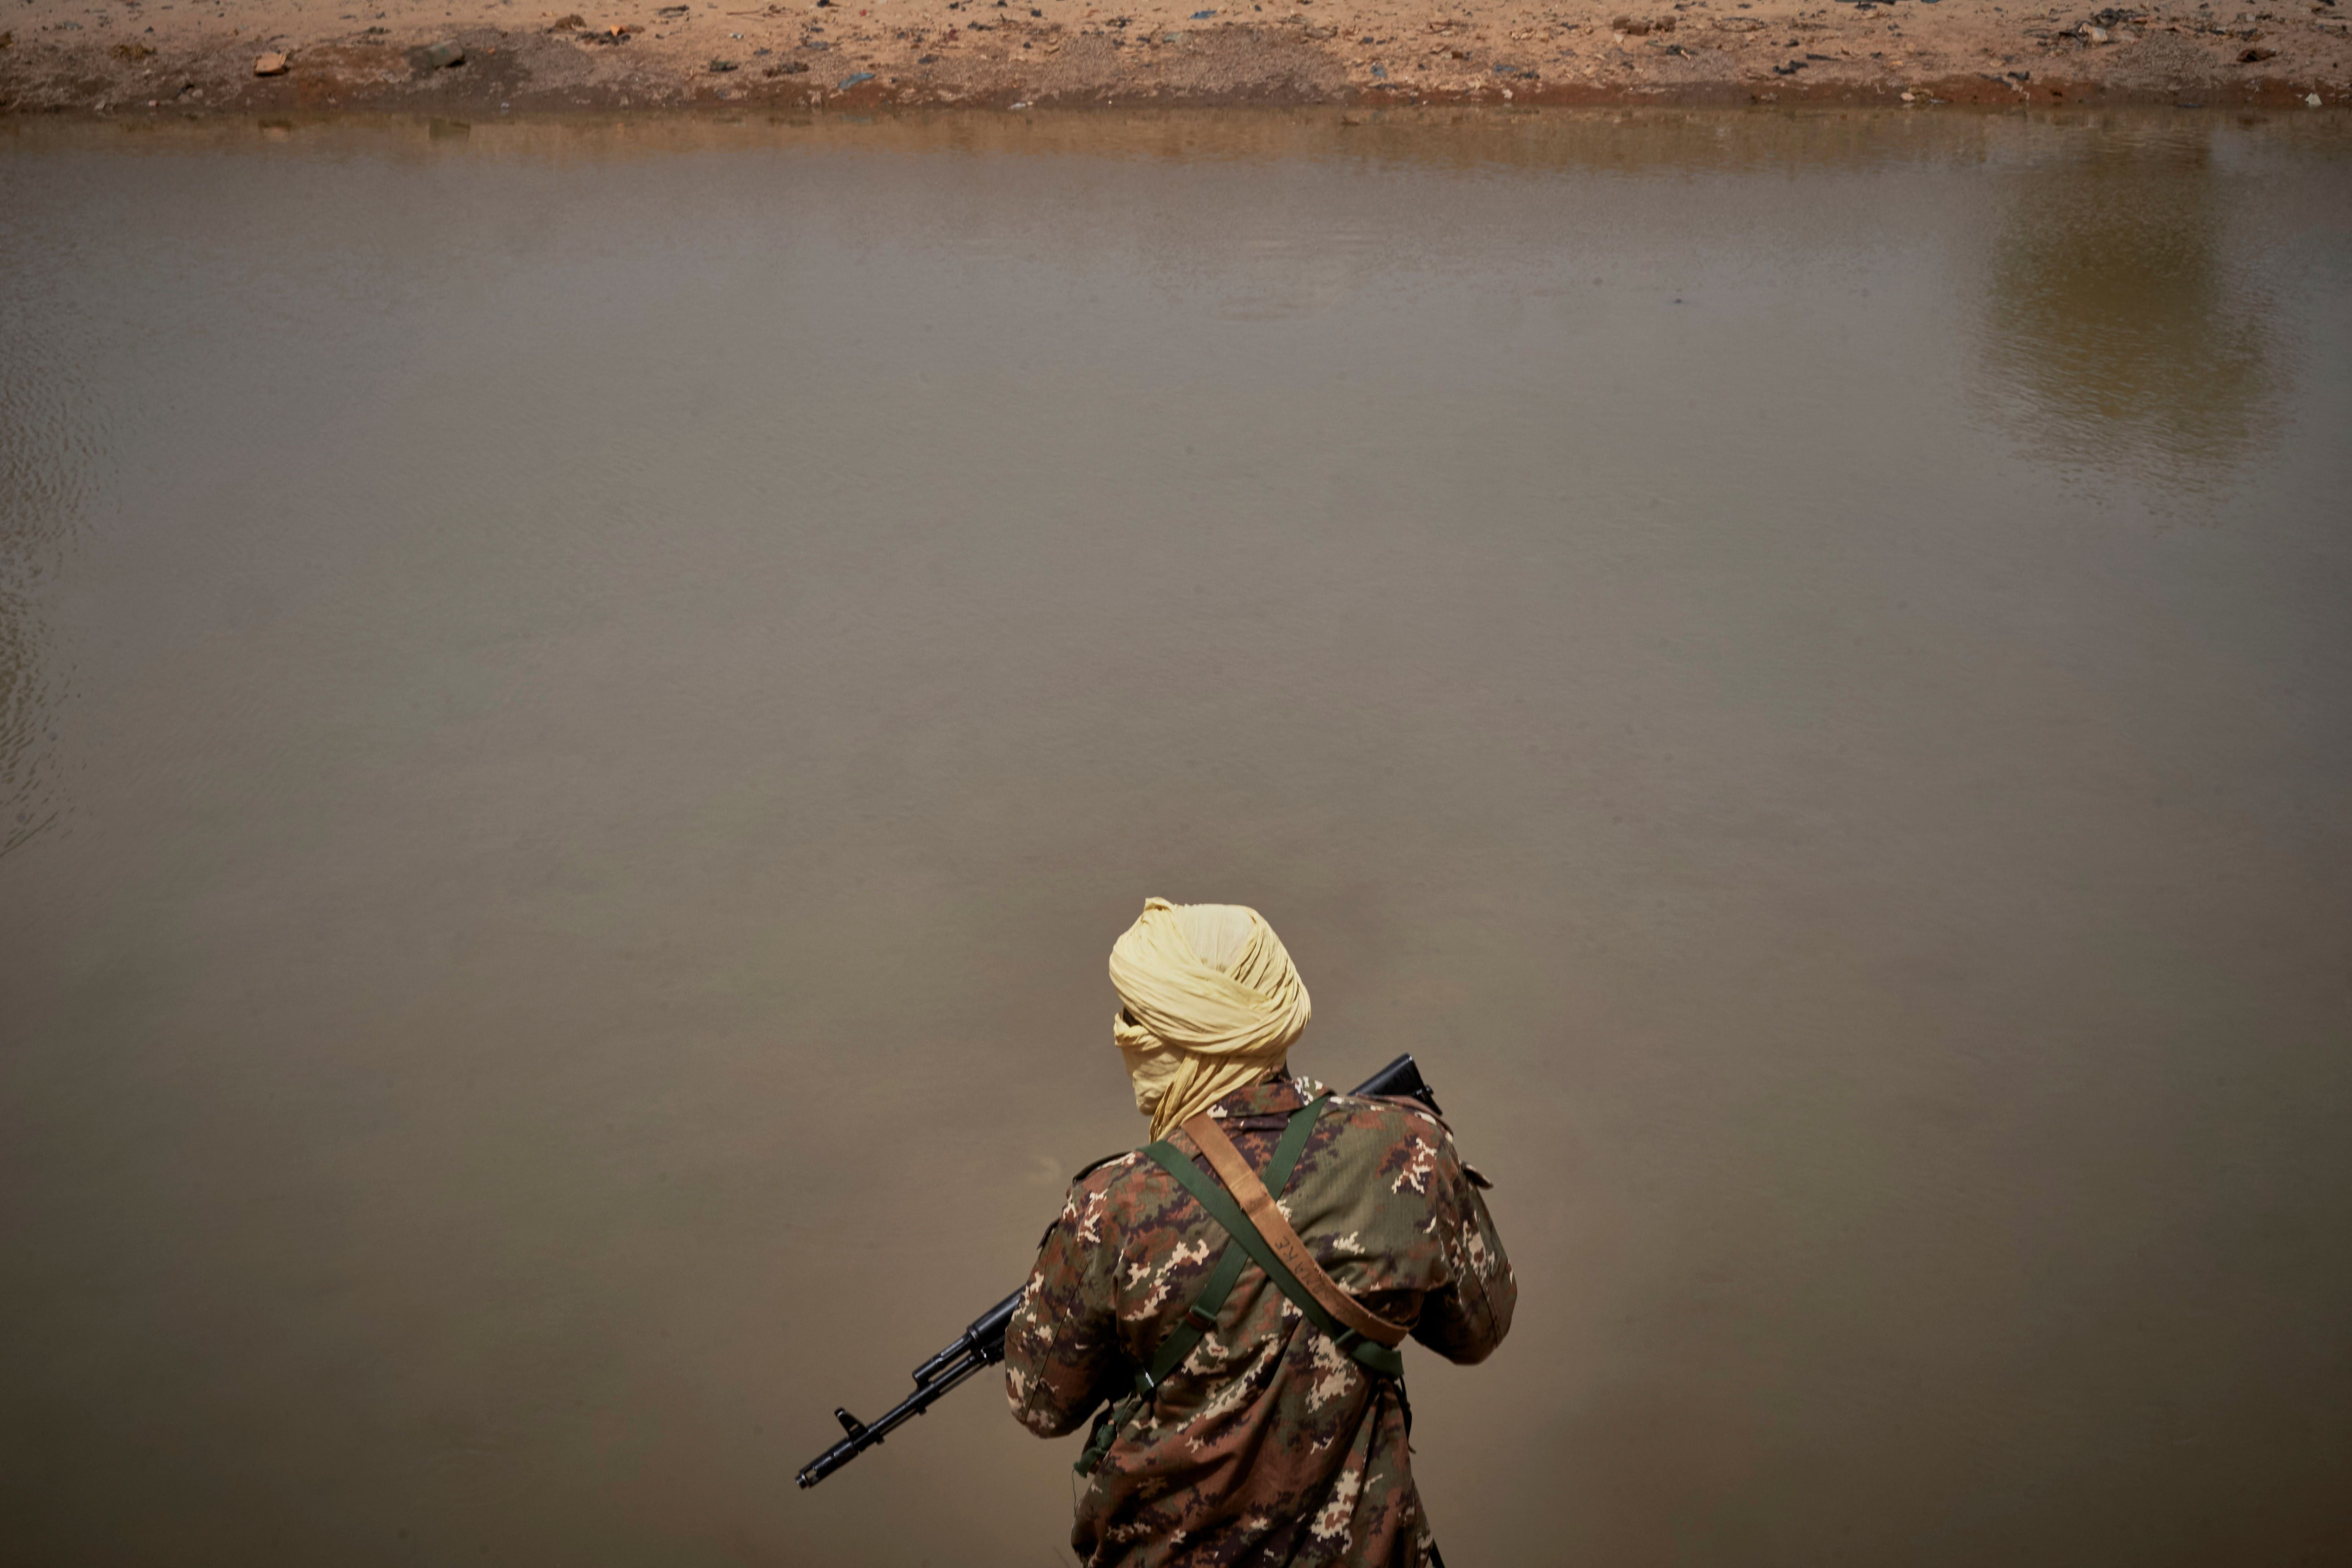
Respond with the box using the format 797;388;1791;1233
1068;1147;1151;1198
1315;1090;1486;1199
1320;1091;1455;1159
1037;1148;1156;1253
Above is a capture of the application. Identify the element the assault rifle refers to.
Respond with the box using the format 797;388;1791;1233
795;1052;1444;1488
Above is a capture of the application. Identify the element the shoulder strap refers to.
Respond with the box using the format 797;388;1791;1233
1181;1109;1413;1352
1072;1097;1325;1477
1135;1097;1324;1392
1147;1102;1407;1381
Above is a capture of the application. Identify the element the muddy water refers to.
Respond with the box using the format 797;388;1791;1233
3;109;2349;1567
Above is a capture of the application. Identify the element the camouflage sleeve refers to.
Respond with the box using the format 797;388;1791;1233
1002;1166;1130;1439
1411;1132;1517;1365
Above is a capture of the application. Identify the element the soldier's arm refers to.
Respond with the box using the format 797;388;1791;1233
1003;1171;1127;1438
1409;1132;1518;1365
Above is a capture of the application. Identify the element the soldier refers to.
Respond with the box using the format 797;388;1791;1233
1005;898;1516;1566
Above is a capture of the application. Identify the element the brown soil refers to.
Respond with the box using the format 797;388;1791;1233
2;0;2347;116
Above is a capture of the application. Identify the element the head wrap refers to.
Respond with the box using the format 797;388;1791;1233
1108;897;1312;1141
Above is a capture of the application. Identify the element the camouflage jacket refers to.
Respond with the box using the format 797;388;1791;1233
1004;1071;1516;1567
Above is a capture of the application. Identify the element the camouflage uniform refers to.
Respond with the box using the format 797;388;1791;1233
1005;1071;1516;1567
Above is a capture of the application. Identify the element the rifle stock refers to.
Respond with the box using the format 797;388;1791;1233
795;1052;1440;1488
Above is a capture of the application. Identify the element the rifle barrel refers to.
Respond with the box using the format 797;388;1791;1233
912;1288;1025;1385
795;1346;999;1488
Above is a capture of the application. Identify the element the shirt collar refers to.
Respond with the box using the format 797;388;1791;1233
1203;1068;1324;1120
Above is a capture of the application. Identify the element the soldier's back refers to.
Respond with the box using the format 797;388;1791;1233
1006;1071;1515;1567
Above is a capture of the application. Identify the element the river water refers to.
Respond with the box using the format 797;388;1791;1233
3;108;2348;1566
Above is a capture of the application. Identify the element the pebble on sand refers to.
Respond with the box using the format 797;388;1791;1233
254;50;289;75
423;40;466;68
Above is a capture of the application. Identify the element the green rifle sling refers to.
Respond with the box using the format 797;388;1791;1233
1074;1096;1325;1476
1076;1093;1404;1477
1146;1104;1407;1383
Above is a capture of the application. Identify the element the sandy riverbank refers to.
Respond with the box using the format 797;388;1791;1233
3;0;2347;117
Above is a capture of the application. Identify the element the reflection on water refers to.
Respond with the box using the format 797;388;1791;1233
0;108;2347;1568
0;307;96;860
1977;120;2282;495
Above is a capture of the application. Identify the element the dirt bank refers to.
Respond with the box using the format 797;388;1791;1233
4;0;2347;115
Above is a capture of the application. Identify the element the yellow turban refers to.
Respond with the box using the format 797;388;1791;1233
1109;897;1312;1141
